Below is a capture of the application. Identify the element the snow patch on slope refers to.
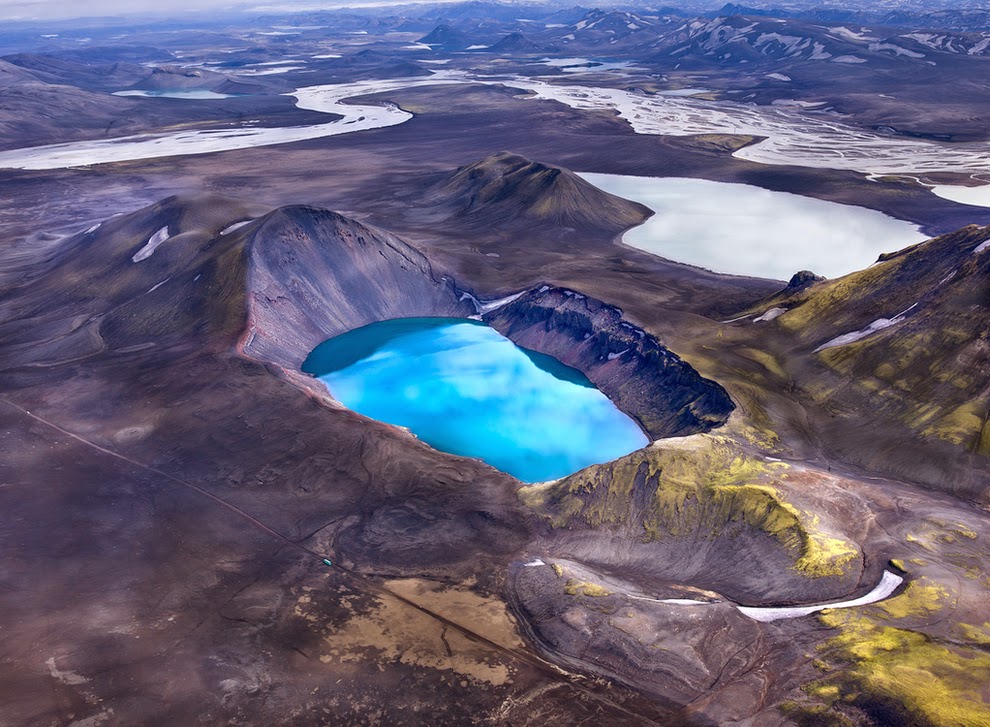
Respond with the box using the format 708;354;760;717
814;303;918;352
132;226;171;263
220;220;254;236
754;307;786;323
738;570;904;622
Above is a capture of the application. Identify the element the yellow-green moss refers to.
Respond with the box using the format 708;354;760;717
775;260;900;334
905;533;935;552
980;420;990;457
958;622;990;645
812;609;990;725
922;400;986;446
525;437;858;578
737;347;788;379
874;362;897;381
742;485;858;577
517;480;557;508
803;682;841;704
564;579;611;597
877;578;950;620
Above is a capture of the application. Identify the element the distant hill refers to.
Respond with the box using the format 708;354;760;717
1;52;148;90
129;65;232;92
489;32;544;53
418;24;474;50
0;58;38;88
423;151;650;233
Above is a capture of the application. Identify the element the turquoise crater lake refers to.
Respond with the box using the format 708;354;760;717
302;318;649;482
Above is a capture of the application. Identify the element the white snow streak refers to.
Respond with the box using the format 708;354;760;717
132;226;170;263
220;220;254;236
479;291;525;313
753;307;786;322
737;570;904;622
814;303;918;352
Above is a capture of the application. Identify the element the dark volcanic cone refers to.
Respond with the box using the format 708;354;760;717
424;151;651;232
129;65;233;91
489;32;544;53
0;195;474;372
417;24;473;50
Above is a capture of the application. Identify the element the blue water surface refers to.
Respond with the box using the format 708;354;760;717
302;318;648;482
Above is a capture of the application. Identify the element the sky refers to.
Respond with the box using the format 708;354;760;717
0;0;454;21
0;0;237;20
1;0;977;22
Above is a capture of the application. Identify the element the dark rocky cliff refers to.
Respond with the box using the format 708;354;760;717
483;285;735;439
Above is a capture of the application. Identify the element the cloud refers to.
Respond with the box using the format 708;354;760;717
0;0;241;20
0;0;457;21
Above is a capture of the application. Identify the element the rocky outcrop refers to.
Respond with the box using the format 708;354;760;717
483;285;734;439
784;269;826;291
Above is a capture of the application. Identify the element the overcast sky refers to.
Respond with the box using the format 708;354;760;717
1;0;238;20
3;0;972;23
0;0;464;21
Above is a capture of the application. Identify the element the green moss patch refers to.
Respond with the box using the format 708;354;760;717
803;609;990;726
563;579;611;597
520;436;858;578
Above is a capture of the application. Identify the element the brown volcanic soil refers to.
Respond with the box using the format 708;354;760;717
0;399;682;727
0;195;687;726
2;75;990;726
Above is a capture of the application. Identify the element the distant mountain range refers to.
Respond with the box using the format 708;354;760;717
415;6;990;66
